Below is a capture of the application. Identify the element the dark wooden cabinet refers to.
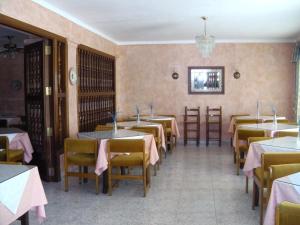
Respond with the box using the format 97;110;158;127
77;46;116;132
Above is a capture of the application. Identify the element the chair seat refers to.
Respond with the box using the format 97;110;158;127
7;149;23;162
67;153;96;165
111;152;149;167
254;167;269;185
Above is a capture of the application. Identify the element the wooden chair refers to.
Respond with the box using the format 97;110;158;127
149;119;174;153
264;119;289;124
230;114;250;146
206;106;222;146
107;139;150;197
233;119;262;163
235;129;265;194
253;152;300;225
274;131;298;138
64;138;99;194
276;201;300;225
130;126;161;174
95;124;113;131
158;114;177;146
268;163;300;199
0;136;24;163
183;107;200;146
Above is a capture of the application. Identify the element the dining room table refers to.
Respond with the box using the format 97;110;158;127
0;128;34;163
243;136;300;177
0;164;47;225
233;123;298;148
228;115;287;134
78;129;159;193
263;172;300;225
113;120;166;151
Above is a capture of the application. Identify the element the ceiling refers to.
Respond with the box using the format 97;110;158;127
32;0;300;45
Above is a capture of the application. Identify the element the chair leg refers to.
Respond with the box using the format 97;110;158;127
108;167;112;196
252;181;256;210
143;167;147;197
147;166;151;188
245;176;248;193
64;172;69;192
78;166;82;184
95;176;99;195
259;186;264;225
153;164;157;176
236;154;240;175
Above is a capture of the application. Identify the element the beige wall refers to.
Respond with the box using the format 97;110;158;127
0;0;118;136
0;0;296;141
118;43;295;140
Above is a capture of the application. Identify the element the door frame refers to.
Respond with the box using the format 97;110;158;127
0;14;69;181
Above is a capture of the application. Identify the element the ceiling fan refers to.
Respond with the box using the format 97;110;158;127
0;35;23;58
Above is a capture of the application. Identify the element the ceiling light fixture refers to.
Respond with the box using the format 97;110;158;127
195;17;215;58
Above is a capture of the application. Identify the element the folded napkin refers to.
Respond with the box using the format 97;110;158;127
0;169;30;214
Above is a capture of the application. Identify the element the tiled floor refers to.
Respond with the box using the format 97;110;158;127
21;143;259;225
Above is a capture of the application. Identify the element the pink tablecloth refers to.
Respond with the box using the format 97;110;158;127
264;173;300;225
243;137;300;177
148;117;180;137
9;133;34;163
95;134;159;175
0;166;47;225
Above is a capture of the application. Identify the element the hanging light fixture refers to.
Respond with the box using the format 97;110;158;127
195;17;215;58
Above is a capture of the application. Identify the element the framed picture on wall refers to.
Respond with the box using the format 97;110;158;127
188;66;225;94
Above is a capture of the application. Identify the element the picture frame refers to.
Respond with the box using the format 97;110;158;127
188;66;225;94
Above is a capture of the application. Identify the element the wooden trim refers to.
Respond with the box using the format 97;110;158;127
0;14;66;41
78;44;115;60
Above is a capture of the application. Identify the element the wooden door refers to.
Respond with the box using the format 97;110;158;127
24;40;54;181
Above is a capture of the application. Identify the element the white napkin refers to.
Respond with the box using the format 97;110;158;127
0;170;30;214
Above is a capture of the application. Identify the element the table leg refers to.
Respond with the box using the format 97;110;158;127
83;166;88;183
20;212;29;225
102;170;108;194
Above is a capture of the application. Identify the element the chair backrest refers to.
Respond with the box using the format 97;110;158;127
248;137;272;144
230;114;250;120
275;131;298;138
0;136;9;149
235;119;261;125
95;124;113;131
159;114;176;118
276;201;300;225
149;119;171;130
237;128;265;141
264;119;289;124
206;106;222;116
64;138;98;155
130;126;158;138
262;153;300;171
107;139;145;153
0;161;22;165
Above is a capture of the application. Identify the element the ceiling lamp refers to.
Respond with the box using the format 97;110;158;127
195;17;215;58
0;36;22;59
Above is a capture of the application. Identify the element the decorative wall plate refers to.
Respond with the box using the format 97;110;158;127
10;80;22;91
69;67;77;85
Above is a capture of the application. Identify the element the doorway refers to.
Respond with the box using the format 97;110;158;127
0;21;68;182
